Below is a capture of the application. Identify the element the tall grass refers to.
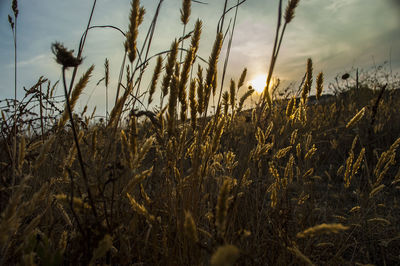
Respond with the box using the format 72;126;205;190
1;0;400;265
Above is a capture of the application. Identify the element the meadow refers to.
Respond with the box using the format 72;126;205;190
1;0;400;265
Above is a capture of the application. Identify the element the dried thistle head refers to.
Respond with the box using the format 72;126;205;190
284;0;300;24
180;0;191;25
51;42;82;68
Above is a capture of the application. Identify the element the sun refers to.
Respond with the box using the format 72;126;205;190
250;75;267;94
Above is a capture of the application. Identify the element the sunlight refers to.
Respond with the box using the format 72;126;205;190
250;74;267;94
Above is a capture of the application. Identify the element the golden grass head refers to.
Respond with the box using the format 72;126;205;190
127;193;155;223
125;0;141;63
148;55;163;105
286;97;296;118
284;0;300;24
301;58;313;103
237;86;254;113
180;0;191;25
229;79;236;108
238;68;247;89
206;32;223;96
346;107;366;128
216;179;231;236
316;72;324;100
104;58;110;87
184;211;198;243
369;184;385;198
196;65;204;114
90;234;113;264
211;245;240;266
191;19;202;54
189;80;197;130
162;40;179;97
296;223;349;238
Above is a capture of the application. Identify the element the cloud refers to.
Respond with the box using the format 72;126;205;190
17;54;48;67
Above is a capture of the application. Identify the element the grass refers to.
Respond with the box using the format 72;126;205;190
1;0;400;265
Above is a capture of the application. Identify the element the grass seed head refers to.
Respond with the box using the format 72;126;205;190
211;245;240;266
125;0;140;63
284;0;300;24
184;211;198;243
180;0;191;25
346;107;366;128
297;223;349;238
316;72;324;100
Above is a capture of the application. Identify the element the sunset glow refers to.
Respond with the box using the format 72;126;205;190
250;75;267;94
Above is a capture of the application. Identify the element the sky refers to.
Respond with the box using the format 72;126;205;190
1;0;399;116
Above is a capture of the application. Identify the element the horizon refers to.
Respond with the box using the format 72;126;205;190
1;0;400;116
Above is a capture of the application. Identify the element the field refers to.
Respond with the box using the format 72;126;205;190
1;0;400;265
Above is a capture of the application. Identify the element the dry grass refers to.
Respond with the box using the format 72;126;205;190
1;0;400;265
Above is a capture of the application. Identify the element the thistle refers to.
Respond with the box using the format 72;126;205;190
51;42;82;68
